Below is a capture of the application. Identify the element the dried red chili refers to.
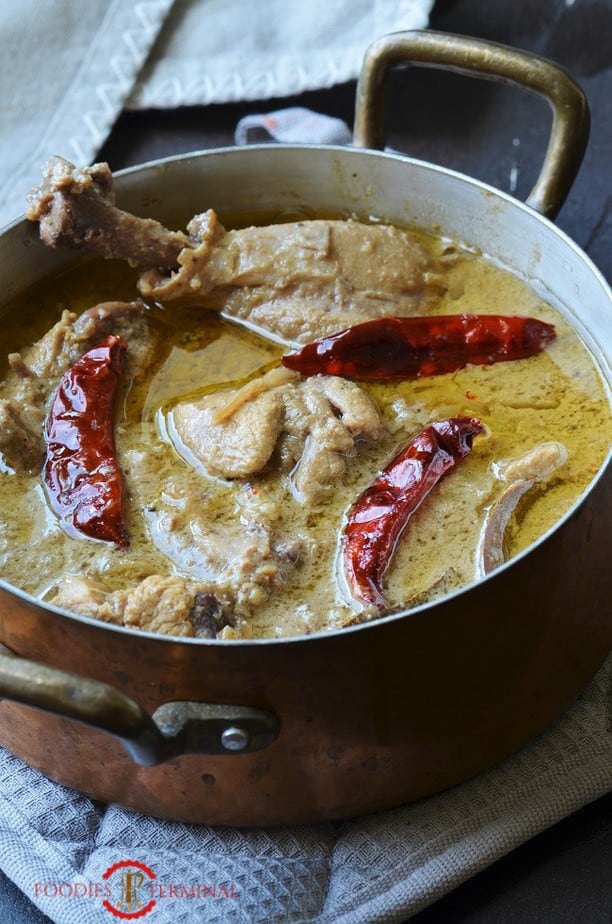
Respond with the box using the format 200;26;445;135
282;314;556;380
43;335;128;547
342;417;484;608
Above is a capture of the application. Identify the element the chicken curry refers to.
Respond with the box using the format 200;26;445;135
0;157;609;639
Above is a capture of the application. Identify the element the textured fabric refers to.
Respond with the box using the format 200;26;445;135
0;0;434;229
0;0;175;229
127;0;434;109
0;655;609;923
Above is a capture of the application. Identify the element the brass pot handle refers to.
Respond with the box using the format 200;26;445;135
353;30;590;219
0;643;279;765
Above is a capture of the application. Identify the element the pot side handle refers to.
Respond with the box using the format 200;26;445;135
353;30;590;220
0;643;280;766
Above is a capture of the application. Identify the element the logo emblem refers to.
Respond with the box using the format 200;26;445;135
102;860;156;919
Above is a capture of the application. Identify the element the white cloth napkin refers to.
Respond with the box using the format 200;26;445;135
0;655;609;923
0;0;434;229
0;0;174;230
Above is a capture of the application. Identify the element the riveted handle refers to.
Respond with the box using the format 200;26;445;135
353;30;590;219
0;643;280;765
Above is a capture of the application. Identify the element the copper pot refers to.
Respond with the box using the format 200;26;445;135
0;32;609;825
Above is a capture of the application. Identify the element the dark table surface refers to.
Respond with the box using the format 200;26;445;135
2;0;611;921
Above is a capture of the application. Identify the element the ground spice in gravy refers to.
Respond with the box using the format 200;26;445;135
0;240;610;638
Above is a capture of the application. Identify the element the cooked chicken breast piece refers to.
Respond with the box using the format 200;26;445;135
172;382;286;479
170;368;385;503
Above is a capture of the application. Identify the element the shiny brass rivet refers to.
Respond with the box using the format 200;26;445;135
220;726;250;751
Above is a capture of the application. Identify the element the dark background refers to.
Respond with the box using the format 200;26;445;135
1;0;610;920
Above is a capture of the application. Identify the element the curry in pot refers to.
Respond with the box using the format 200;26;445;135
0;157;609;639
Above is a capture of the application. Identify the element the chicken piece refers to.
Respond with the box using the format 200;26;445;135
0;301;157;473
27;157;446;344
170;369;385;503
26;156;188;269
281;375;386;502
172;370;292;479
50;574;240;638
477;441;568;574
0;399;46;474
494;441;568;484
140;212;446;342
123;449;310;619
14;300;154;380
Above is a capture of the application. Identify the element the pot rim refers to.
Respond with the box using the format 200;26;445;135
1;143;610;649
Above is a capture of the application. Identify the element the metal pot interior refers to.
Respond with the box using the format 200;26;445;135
3;144;611;637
